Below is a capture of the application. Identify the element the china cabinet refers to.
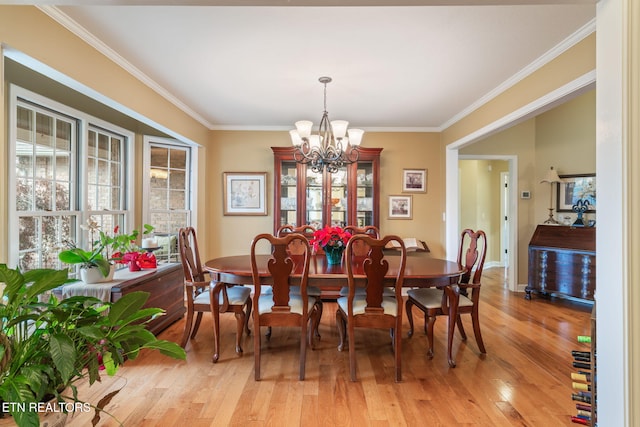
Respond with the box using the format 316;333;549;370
272;147;382;233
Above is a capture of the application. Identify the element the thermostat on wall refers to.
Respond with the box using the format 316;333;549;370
521;191;531;199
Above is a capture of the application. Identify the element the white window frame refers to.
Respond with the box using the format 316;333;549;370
8;84;135;270
142;136;198;262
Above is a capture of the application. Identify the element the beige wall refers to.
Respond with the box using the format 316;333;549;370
535;90;596;225
207;130;445;259
459;159;508;264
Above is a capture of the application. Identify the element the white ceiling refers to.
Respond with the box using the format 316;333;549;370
41;2;595;132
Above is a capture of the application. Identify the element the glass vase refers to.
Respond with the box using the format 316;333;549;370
325;247;344;265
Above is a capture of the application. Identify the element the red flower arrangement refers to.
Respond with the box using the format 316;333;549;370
310;226;352;253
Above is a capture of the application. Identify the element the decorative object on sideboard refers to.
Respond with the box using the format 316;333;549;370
289;76;363;174
540;166;561;224
572;199;591;227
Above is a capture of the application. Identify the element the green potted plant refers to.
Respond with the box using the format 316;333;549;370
58;218;114;283
0;264;186;426
57;246;112;283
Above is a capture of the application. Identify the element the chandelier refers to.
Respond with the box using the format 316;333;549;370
289;76;363;174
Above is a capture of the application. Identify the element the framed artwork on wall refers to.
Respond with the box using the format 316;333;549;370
388;195;412;219
223;172;268;216
402;169;427;193
557;173;596;213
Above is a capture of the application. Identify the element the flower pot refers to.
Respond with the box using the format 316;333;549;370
324;248;344;265
80;265;114;284
128;260;141;272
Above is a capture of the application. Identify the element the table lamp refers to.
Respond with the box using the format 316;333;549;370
541;166;561;224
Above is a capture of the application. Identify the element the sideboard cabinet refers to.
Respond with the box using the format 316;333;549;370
526;225;596;301
272;146;382;233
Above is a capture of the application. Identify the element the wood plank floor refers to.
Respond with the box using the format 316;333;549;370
65;268;593;426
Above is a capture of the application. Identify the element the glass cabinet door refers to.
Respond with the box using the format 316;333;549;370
305;168;323;229
278;160;298;227
329;167;348;227
355;162;375;227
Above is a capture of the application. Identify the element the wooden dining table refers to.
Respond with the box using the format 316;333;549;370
204;253;465;367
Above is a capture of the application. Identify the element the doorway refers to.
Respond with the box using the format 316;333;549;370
458;159;511;272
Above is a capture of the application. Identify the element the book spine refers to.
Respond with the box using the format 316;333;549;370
571;416;589;425
571;350;591;359
575;403;591;412
572;382;591;391
572;361;591;369
571;393;591;404
571;372;591;382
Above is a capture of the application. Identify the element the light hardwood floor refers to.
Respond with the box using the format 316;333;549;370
66;268;593;426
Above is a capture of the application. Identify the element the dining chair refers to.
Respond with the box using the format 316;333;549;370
343;225;380;255
178;227;252;363
276;224;323;340
250;232;319;380
405;228;487;362
340;226;392;297
336;234;406;382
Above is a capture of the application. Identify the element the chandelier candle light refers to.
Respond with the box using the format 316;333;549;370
541;166;562;224
290;76;364;174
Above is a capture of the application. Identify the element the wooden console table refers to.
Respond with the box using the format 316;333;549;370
57;263;185;335
526;225;596;301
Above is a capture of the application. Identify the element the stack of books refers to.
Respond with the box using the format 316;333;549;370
570;336;594;425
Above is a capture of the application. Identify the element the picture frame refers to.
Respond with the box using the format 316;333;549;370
402;168;427;193
388;195;412;219
556;173;596;213
223;172;267;216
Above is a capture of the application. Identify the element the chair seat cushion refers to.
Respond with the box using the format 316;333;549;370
337;295;398;316
194;285;251;305
339;286;395;297
258;294;318;315
407;288;473;309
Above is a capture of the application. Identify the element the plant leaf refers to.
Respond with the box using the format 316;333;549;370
49;333;76;383
143;340;187;360
108;291;149;324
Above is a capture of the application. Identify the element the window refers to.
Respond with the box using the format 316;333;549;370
143;137;194;262
9;86;133;271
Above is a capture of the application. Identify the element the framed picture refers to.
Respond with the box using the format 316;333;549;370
557;173;596;213
402;169;427;193
388;195;412;219
223;172;267;216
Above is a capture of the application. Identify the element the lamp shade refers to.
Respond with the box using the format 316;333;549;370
330;120;349;139
540;167;561;184
295;120;313;139
347;128;364;146
289;130;303;146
